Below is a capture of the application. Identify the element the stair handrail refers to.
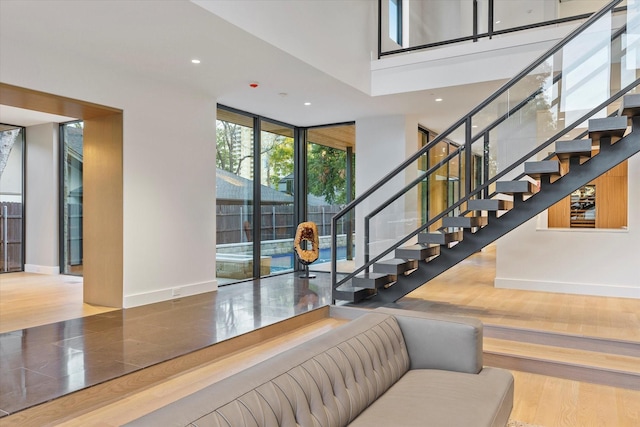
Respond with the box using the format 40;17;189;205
331;0;625;290
335;78;639;291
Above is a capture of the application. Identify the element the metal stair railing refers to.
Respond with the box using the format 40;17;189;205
360;79;639;285
331;0;635;297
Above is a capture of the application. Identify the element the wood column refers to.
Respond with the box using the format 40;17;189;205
0;83;124;307
83;113;123;307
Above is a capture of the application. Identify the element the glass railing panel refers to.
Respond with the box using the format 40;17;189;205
381;0;622;56
470;88;521;141
427;149;450;230
381;0;479;53
622;0;640;87
490;0;558;33
408;0;476;47
476;7;636;189
366;183;422;264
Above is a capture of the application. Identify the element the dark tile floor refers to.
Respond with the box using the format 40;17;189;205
0;272;335;417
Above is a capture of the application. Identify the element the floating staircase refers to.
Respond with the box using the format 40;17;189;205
335;95;640;304
331;0;638;304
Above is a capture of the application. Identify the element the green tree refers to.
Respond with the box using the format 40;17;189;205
307;143;353;205
262;133;294;189
216;120;253;175
216;120;352;204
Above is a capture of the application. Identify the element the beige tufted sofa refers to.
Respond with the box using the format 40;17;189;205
125;307;514;427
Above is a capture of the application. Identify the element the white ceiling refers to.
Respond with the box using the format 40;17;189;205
0;105;76;127
0;0;504;131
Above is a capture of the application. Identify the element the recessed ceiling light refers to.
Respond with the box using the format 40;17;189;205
191;59;201;64
304;102;311;106
435;98;443;102
495;20;501;24
472;125;478;128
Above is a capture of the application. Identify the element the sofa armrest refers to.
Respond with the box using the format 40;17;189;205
374;307;483;374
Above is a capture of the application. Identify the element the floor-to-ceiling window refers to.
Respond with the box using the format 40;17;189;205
306;124;355;271
216;107;357;283
0;124;25;273
216;108;256;284
260;120;295;274
60;121;83;276
420;127;482;231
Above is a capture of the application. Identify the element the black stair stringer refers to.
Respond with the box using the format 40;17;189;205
366;118;640;304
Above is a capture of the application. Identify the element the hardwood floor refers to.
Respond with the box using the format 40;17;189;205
511;371;640;427
1;247;639;426
397;245;640;343
0;273;116;333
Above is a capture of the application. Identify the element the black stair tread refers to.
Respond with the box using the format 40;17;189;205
555;139;593;159
373;258;418;274
375;258;414;266
619;94;640;118
395;244;440;260
441;215;488;228
354;272;390;279
496;180;536;195
418;230;463;245
352;272;394;290
588;116;627;140
468;199;513;211
333;285;375;302
524;160;561;179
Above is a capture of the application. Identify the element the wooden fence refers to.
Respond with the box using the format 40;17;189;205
216;204;349;245
0;202;23;272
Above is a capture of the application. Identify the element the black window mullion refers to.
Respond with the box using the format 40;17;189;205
252;116;261;278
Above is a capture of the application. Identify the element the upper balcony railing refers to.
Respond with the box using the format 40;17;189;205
335;0;639;294
379;0;628;58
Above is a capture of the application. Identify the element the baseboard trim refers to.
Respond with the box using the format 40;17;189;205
494;277;640;299
24;264;60;275
124;280;218;308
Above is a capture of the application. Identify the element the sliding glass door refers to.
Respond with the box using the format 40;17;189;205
0;124;24;273
260;120;295;274
215;108;256;285
60;121;84;276
306;124;355;271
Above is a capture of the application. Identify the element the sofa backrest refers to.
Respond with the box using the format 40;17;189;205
125;312;410;427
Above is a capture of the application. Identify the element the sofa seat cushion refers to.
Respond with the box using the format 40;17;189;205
348;367;514;427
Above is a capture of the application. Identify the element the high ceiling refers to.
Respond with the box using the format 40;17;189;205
0;0;505;131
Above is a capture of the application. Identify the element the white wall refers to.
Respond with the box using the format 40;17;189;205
1;34;217;307
24;123;59;274
355;115;420;265
495;153;640;299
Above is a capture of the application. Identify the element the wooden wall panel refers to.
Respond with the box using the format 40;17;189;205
548;195;571;228
596;175;627;229
83;113;124;307
548;160;628;229
0;83;120;119
604;160;627;177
